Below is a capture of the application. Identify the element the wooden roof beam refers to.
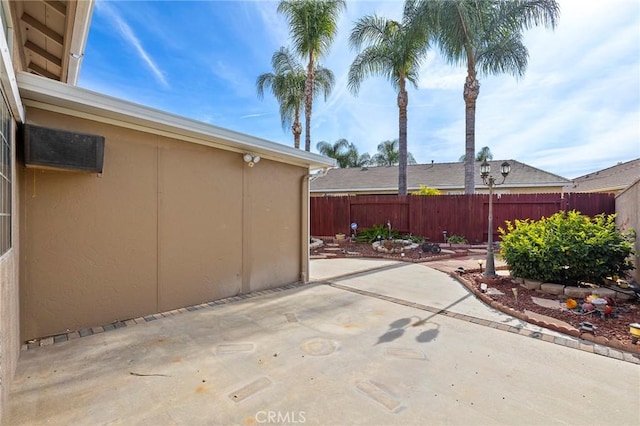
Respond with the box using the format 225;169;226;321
28;62;59;80
25;40;62;67
45;1;67;16
21;13;64;46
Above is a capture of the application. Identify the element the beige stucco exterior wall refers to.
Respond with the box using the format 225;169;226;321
615;179;640;283
246;160;302;291
19;108;306;340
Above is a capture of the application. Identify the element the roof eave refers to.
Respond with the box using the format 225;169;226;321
17;72;336;170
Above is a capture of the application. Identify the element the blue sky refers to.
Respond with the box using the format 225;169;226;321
79;0;640;179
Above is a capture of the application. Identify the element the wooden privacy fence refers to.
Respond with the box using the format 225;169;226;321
310;193;616;244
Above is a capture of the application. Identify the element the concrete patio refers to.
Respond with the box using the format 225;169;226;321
6;258;640;425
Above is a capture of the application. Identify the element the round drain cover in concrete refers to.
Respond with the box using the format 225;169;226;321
300;337;338;356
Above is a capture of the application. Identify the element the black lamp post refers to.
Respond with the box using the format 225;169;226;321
480;160;511;277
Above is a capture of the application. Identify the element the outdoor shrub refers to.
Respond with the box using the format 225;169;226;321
403;234;425;243
410;185;442;195
447;235;467;244
355;224;400;243
498;211;635;286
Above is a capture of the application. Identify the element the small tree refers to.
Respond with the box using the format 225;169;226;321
499;211;635;286
411;184;441;195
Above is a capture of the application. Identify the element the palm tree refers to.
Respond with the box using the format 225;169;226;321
316;139;369;168
413;0;559;194
342;142;371;168
256;47;304;149
371;139;417;167
317;138;349;165
459;146;493;162
278;0;346;152
348;2;429;195
257;47;334;149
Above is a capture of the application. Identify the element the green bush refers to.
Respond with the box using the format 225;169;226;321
410;185;442;195
404;234;425;243
448;235;467;244
355;224;400;243
498;211;635;286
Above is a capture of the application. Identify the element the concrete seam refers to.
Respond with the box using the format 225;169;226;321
324;282;640;365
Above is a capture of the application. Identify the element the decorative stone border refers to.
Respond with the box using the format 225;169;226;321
21;282;311;351
310;237;324;250
372;239;419;254
514;278;635;302
451;271;640;357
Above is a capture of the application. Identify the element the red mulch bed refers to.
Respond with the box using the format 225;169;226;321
312;238;640;354
461;273;640;353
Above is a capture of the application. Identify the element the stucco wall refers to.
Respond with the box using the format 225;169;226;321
615;179;640;283
19;108;306;340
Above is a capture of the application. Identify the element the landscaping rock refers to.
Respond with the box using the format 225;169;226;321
540;283;565;295
531;297;564;310
592;288;616;298
561;286;633;301
521;279;542;290
564;287;594;298
613;292;634;302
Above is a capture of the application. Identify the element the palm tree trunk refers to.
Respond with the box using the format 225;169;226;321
398;82;408;196
304;55;315;152
293;108;302;149
463;74;480;194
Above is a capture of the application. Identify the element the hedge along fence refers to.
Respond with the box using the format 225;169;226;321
310;193;615;243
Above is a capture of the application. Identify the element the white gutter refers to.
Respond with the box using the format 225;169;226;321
66;0;95;85
300;167;331;283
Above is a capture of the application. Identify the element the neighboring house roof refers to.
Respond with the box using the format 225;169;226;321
564;158;640;194
17;72;336;170
310;160;570;194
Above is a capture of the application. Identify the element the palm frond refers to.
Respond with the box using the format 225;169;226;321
349;15;393;49
477;30;528;77
312;66;335;101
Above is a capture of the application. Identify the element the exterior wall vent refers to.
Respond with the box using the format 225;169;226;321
22;124;105;173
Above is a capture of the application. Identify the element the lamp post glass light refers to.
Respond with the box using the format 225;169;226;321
480;160;510;277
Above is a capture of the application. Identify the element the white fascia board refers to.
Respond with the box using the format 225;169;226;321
66;0;95;85
0;20;24;122
17;72;336;170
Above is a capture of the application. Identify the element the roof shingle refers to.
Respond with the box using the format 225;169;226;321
311;160;569;193
564;158;640;193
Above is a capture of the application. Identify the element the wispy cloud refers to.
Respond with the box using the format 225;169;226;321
80;0;639;179
95;1;169;88
241;113;273;119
